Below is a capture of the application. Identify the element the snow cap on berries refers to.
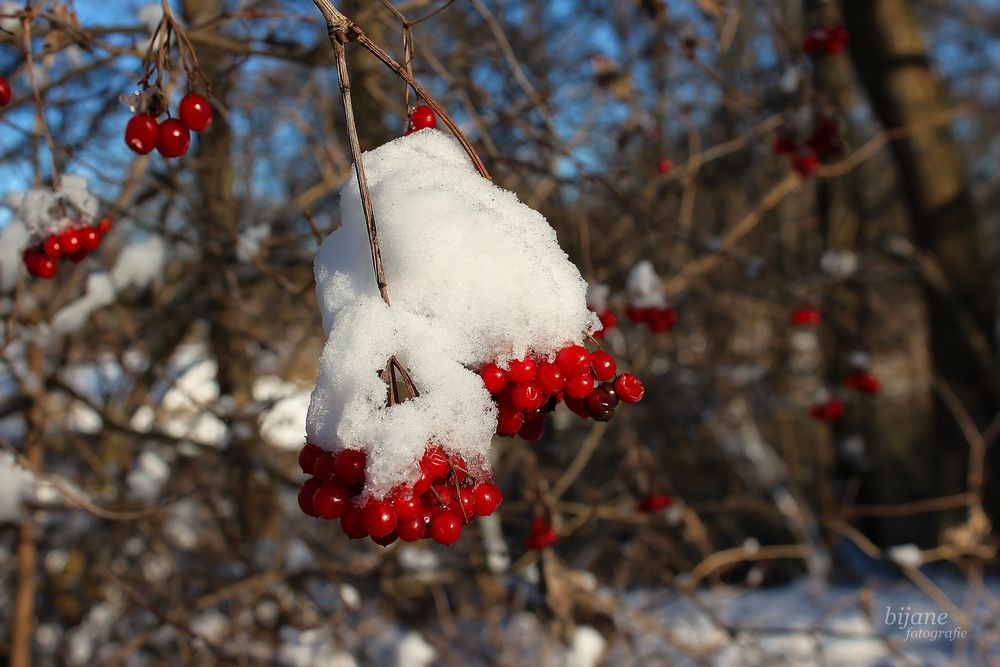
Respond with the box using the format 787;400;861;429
626;260;667;309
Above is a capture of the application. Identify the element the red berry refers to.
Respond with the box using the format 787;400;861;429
614;373;645;403
410;105;436;130
334;449;366;486
35;256;57;280
590;350;616;382
449;454;467;483
657;157;672;175
809;399;845;421
511;382;545;411
845;372;880;394
525;517;557;549
125;114;159;155
496;403;525;436
298;442;323;474
479;363;508;394
60;228;82;255
422;446;450;480
22;248;40;275
586;387;618;422
297;478;322;517
599;311;618;331
97;216;113;236
397;517;426;542
792;154;819;178
0;76;10;107
393;493;421;521
625;305;646;323
427;484;455;510
536;362;566;394
178;93;212;132
340;506;368;539
518;410;545;441
457;488;476;522
507;357;537;383
565;373;595;400
413;463;433;495
563;393;591;419
80;227;101;251
429;511;462;545
790;307;822;327
638;493;672;513
362;500;397;538
156;118;191;158
42;235;62;260
66;250;88;264
313;482;351;520
556;345;591;377
312;452;337;482
473;483;502;516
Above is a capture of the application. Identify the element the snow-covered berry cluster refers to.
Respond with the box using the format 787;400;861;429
480;344;644;439
802;26;848;56
22;216;112;279
125;93;212;158
297;442;502;546
626;260;678;332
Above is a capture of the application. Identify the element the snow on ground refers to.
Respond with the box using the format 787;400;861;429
308;129;597;498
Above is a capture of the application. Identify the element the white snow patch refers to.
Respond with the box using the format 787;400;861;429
888;544;924;568
626;260;667;308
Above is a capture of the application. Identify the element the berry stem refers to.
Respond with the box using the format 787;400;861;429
311;0;492;182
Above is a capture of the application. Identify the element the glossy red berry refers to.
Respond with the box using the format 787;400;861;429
297;478;322;517
22;248;40;275
427;484;455;510
480;363;508;394
97;216;113;236
312;452;337;482
614;373;645;403
340;506;368;539
511;382;545;412
563;393;591;419
496;403;525;436
42;235;62;260
536;362;566;394
586;387;617;422
80;227;101;251
66;250;88;264
178;93;212;132
371;532;398;547
556;345;591;377
429;511;462;545
507;357;537;383
518;410;545;441
125;114;159;154
313;482;351;520
413;463;433;495
458;488;476;522
298;442;323;474
60;228;82;255
396;517;426;542
449;454;467;484
334;449;366;486
392;493;421;521
410;105;436;130
0;76;10;107
525;517;557;549
473;483;502;516
564;373;595;400
362;500;397;538
590;350;616;382
156;118;191;158
657;157;672;175
422;447;450;480
35;256;57;280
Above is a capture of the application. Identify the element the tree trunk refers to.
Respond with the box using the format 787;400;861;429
840;0;999;534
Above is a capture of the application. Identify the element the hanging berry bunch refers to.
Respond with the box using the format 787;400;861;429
773;110;843;179
298;359;503;546
123;6;212;159
16;176;110;280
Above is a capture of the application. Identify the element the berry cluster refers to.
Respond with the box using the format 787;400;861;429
480;344;644;440
626;304;678;332
809;398;844;422
125;93;212;158
802;26;848;56
22;216;112;279
773;115;841;179
0;76;10;107
524;517;557;550
297;443;503;547
404;105;436;135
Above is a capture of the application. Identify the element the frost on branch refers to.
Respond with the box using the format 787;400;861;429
306;130;596;500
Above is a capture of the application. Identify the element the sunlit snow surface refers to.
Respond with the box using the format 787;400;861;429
307;129;597;498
